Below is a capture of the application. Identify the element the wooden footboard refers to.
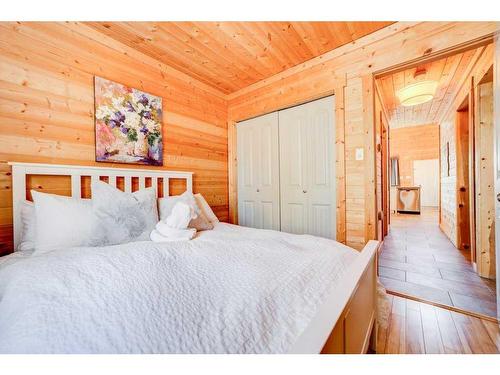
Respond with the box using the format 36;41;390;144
288;240;379;354
320;240;379;354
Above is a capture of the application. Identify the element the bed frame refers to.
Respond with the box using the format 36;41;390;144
8;162;193;250
291;240;379;354
8;161;378;354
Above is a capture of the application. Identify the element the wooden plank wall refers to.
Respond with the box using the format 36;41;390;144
439;44;494;255
440;116;458;246
389;124;440;187
227;22;498;250
475;80;495;278
0;22;229;255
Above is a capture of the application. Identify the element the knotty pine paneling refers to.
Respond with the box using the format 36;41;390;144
389;124;440;187
438;44;494;251
85;22;394;94
227;22;498;250
440;116;458;247
0;22;228;254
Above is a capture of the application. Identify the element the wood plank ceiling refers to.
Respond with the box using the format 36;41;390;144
376;46;486;129
85;22;393;94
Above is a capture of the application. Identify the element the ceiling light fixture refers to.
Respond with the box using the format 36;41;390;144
396;80;438;107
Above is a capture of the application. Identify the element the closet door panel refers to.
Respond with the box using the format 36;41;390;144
306;96;336;239
310;204;333;238
237;123;260;228
281;203;307;235
237;112;280;230
258;113;280;230
242;200;257;228
279;105;309;235
279;95;335;239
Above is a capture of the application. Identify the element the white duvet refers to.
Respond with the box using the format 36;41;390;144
0;223;357;354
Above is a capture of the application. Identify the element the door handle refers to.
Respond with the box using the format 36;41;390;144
497;193;500;202
256;189;260;193
302;190;307;193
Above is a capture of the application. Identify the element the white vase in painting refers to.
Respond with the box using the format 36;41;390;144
134;131;148;157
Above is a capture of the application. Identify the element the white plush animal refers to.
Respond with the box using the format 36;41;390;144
165;201;197;229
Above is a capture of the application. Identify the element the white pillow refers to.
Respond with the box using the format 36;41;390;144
158;191;200;220
194;193;219;223
90;181;158;246
31;190;93;254
18;200;36;252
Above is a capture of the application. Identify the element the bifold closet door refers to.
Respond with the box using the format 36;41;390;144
279;96;336;239
236;112;280;230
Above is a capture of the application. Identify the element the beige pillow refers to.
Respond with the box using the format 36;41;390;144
189;210;214;231
194;193;219;223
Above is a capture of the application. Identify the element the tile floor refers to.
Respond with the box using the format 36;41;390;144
379;207;498;318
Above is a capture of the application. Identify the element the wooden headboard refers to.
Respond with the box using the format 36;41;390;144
8;162;193;250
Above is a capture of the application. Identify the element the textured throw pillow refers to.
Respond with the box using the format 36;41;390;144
31;190;93;254
194;193;219;224
18;200;36;252
90;181;158;246
158;191;213;231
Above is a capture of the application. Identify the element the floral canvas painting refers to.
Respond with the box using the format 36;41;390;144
94;76;163;166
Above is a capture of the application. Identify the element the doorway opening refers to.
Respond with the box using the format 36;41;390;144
374;44;497;319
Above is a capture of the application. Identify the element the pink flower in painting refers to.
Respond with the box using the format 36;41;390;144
95;122;116;158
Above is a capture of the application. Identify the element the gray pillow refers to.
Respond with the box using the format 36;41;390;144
90;181;158;246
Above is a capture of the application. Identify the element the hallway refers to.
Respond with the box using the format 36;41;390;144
379;208;497;318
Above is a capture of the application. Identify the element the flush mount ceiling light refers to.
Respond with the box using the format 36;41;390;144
396;80;438;107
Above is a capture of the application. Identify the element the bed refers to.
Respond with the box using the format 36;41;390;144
0;162;379;354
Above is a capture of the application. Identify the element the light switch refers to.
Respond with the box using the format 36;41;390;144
355;148;364;161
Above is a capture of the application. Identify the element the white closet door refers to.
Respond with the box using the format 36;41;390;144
237;112;280;230
279;104;309;234
279;96;336;239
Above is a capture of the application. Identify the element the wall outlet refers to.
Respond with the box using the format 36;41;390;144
355;148;364;161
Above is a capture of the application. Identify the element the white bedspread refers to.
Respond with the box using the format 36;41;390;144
0;223;357;354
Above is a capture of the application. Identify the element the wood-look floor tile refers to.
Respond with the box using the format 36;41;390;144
379;266;406;281
379;258;442;277
382;209;496;318
380;277;453;305
406;272;496;302
433;253;471;265
449;292;498;317
379;252;406;263
440;268;496;289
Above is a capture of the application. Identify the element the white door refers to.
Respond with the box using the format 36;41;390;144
237;112;280;230
414;159;439;207
279;96;336;239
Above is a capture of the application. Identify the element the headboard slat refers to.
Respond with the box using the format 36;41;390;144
8;162;193;251
124;176;132;193
90;175;100;188
152;177;158;195
108;175;117;187
163;177;170;197
138;176;146;190
71;175;81;198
